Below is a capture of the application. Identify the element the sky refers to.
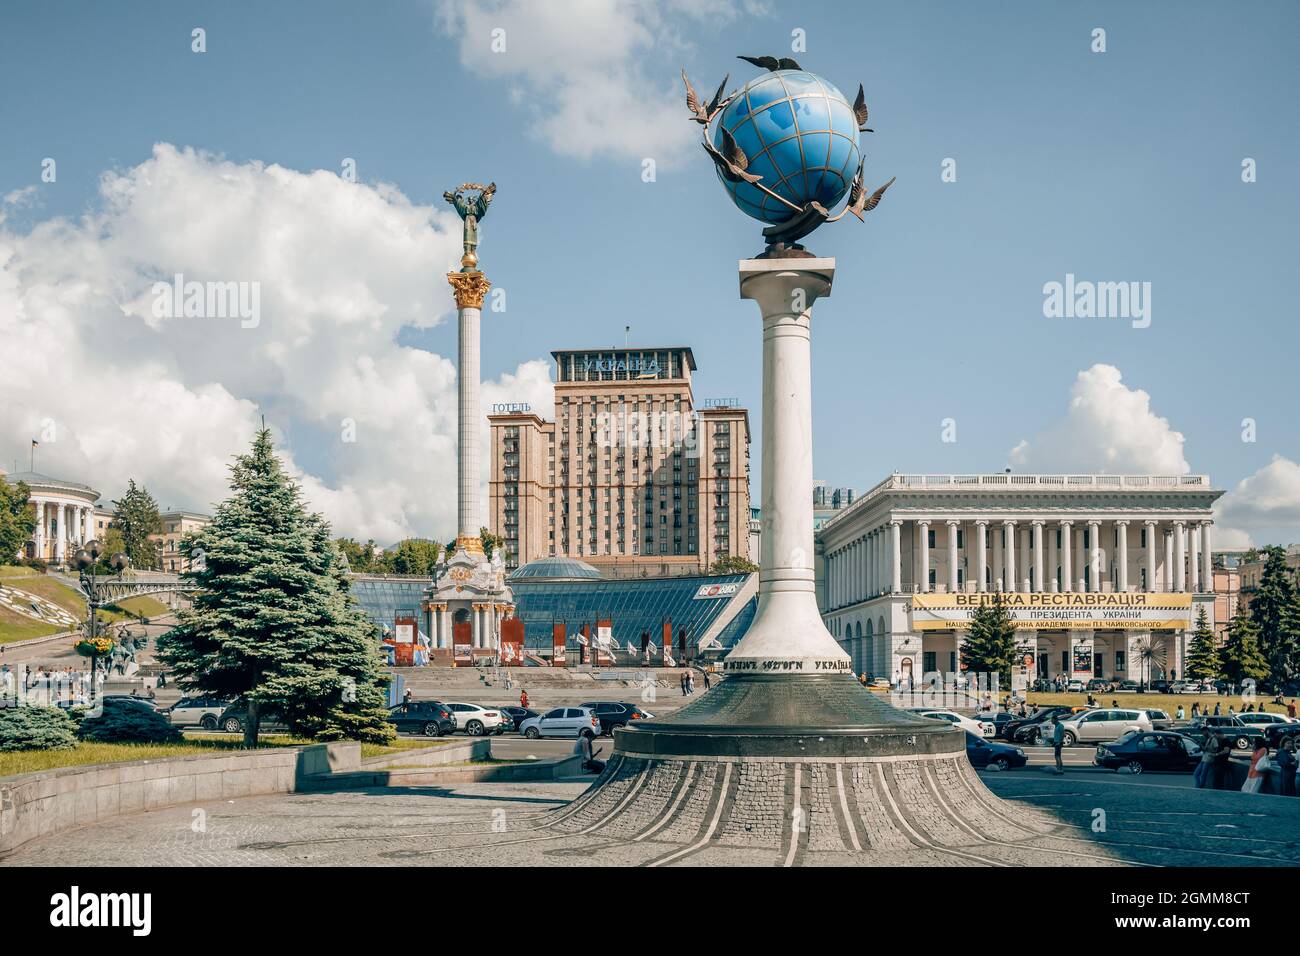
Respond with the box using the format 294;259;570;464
1;0;1297;549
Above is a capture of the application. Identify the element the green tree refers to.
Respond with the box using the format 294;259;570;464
960;594;1019;686
0;477;36;564
443;528;506;563
1248;546;1300;685
1184;606;1221;681
1220;614;1270;688
708;554;759;575
335;537;380;572
110;479;162;569
157;428;394;747
381;538;441;575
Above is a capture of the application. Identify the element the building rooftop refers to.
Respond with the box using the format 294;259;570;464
4;471;100;498
508;556;603;582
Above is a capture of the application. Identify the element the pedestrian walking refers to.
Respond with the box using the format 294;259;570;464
1289;700;1297;720
1175;705;1185;720
1212;733;1232;790
1194;733;1216;788
519;689;529;709
686;670;695;695
679;671;687;696
1276;739;1298;797
702;669;711;691
1242;742;1271;794
1191;702;1200;718
1213;702;1221;716
1051;715;1065;775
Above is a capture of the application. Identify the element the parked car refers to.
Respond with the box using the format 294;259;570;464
964;732;1027;771
1065;679;1087;693
1056;708;1151;746
497;706;539;731
103;694;160;711
518;707;601;739
216;702;289;734
1114;680;1141;693
1263;721;1300;749
386;700;454;737
1143;709;1173;730
972;711;1019;738
1085;679;1112;693
1094;731;1202;774
163;696;229;730
1149;680;1171;694
1168;681;1196;694
578;700;654;736
908;709;993;738
1184;715;1265;751
443;702;505;736
1236;712;1296;728
1006;706;1077;743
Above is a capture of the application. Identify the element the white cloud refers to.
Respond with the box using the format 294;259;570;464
1009;364;1189;475
1214;456;1300;548
0;144;553;544
433;0;769;166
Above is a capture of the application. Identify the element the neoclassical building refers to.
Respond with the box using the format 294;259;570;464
6;471;100;565
816;473;1223;686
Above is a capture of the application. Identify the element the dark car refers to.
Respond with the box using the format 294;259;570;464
1262;721;1300;749
974;712;1019;739
497;705;539;731
1085;679;1112;693
216;702;289;734
965;732;1027;771
1114;680;1141;693
386;700;454;737
578;701;653;736
1094;731;1201;774
1150;680;1172;694
1184;715;1265;751
1006;706;1076;743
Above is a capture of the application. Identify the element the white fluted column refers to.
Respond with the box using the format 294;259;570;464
1145;521;1158;592
890;519;902;593
1201;522;1213;592
1116;520;1129;592
82;506;94;544
1164;530;1174;592
947;520;959;593
54;503;68;563
1032;520;1044;593
917;520;930;593
1019;524;1032;592
1060;520;1073;593
1088;519;1101;592
1189;525;1201;594
32;498;46;559
1173;521;1187;592
1002;520;1016;593
975;520;988;592
723;257;850;671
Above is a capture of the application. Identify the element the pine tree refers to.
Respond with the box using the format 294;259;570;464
0;477;36;563
111;479;162;569
1220;614;1270;689
1249;546;1300;686
1184;606;1221;681
961;594;1019;687
157;428;394;747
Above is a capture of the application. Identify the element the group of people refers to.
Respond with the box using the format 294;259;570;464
1197;733;1299;796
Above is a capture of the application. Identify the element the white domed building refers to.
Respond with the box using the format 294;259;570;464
4;470;101;566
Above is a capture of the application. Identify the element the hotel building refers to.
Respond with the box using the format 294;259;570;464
488;347;752;575
816;472;1224;685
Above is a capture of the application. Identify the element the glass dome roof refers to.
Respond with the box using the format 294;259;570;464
507;556;604;582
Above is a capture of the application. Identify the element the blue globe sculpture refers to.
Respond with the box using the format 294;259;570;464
711;69;861;225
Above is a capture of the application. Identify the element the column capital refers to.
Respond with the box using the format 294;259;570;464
889;518;902;528
917;518;931;526
974;518;989;527
1059;518;1073;527
945;518;960;527
1114;518;1130;527
1172;519;1186;528
447;269;491;309
1002;518;1017;527
1144;518;1157;526
1087;518;1100;527
1031;519;1045;528
1199;518;1213;527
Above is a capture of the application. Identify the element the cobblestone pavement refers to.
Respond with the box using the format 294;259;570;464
6;764;1298;867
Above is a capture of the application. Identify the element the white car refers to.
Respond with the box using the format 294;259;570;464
1236;712;1296;727
1066;679;1087;693
1057;708;1151;746
909;709;994;738
164;696;229;730
443;702;505;736
519;706;601;740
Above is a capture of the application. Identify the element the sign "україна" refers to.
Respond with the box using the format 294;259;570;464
910;592;1193;631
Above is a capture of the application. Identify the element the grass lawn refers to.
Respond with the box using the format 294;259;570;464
0;606;63;644
1017;691;1294;714
0;566;39;578
102;595;171;621
0;574;85;617
0;732;439;778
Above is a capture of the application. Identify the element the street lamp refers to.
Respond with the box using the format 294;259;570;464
73;540;129;704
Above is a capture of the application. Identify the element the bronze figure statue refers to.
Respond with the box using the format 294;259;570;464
443;182;496;269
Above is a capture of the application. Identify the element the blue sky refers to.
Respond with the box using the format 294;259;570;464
1;0;1297;546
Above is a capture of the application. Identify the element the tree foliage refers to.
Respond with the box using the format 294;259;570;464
157;428;394;747
708;554;759;575
961;594;1019;686
111;479;162;569
76;699;183;744
1248;546;1300;685
0;477;36;563
0;706;78;752
1184;606;1221;681
1220;614;1270;687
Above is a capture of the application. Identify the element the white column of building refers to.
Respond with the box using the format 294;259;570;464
890;520;902;593
1088;519;1101;592
855;538;864;602
947;520;959;593
869;531;879;596
1201;521;1213;592
471;605;481;648
917;520;930;593
54;503;68;563
1032;521;1044;593
1189;524;1201;594
1019;524;1032;592
1116;520;1129;592
1145;520;1158;592
1164;530;1174;592
991;522;1003;591
82;506;94;544
976;520;988;592
1002;520;1016;593
1060;520;1073;593
1076;523;1088;592
1173;521;1187;592
31;499;45;559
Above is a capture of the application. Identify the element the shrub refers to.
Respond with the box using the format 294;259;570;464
21;558;47;573
76;698;182;744
0;706;79;752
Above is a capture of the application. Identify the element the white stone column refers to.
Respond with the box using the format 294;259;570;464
447;269;492;551
1032;521;1044;593
471;605;481;648
1076;523;1088;593
1019;524;1032;592
1060;520;1073;593
1164;530;1174;593
1201;521;1213;592
890;519;902;594
1116;520;1129;592
1002;520;1016;593
1173;520;1186;592
992;523;1003;591
54;502;67;563
1145;520;1158;592
947;520;959;593
975;520;988;592
724;257;850;671
82;506;94;544
32;498;45;559
1088;519;1101;592
437;606;447;649
1189;524;1201;594
917;520;930;593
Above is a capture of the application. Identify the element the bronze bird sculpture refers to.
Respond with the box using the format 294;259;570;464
738;54;802;72
703;126;762;184
852;84;874;132
841;169;895;222
683;70;730;125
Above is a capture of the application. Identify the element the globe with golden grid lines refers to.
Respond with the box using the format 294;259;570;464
712;69;861;225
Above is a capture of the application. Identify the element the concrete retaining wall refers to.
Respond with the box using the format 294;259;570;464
360;739;487;770
0;742;359;856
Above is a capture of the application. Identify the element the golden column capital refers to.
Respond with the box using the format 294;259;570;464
447;269;491;310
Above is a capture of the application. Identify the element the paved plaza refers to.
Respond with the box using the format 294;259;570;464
5;766;1297;867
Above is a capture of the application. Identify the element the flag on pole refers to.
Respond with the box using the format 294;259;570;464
664;651;676;667
647;642;658;656
576;632;588;647
627;641;637;654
